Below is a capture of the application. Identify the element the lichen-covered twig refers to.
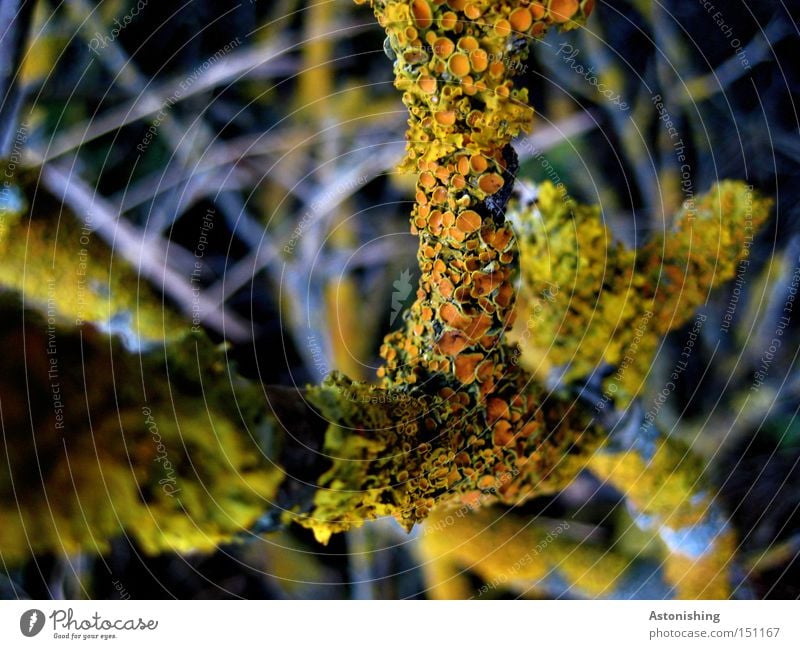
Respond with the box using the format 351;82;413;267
0;3;774;603
288;0;601;542
509;180;772;403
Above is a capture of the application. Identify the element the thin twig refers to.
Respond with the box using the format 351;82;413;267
41;163;252;341
27;35;293;165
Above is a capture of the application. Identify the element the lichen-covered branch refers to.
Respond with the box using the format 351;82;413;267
0;2;773;603
291;0;601;540
509;180;772;403
0;301;280;562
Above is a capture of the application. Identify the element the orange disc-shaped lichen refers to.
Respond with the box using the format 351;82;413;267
435;110;457;126
530;2;546;19
439;277;455;298
456;209;482;233
440;11;458;30
462;75;478;95
433;37;455;58
432;186;449;204
471;270;503;296
487;397;511;423
448;226;466;243
509;7;533;32
419;171;436;188
550;0;579;23
418;75;437;94
457;36;479;52
464;3;482;20
455;353;483;384
469;153;488;173
494;18;511;37
489;60;505;78
437;331;470;356
479;173;505;195
492;420;515;447
435;165;451;181
411;0;434;29
448;53;470;77
469;49;489;72
439;303;469;330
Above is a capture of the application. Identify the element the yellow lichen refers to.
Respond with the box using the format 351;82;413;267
0;303;280;562
291;372;601;544
420;506;637;599
0;175;187;349
509;180;772;403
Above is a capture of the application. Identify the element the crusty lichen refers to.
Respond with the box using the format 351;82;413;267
0;175;186;349
287;0;603;544
0;302;280;562
509;180;772;403
290;372;601;543
365;0;594;395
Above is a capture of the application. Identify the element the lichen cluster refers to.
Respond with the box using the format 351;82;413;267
510;180;772;402
0;174;186;350
0;2;772;603
365;0;593;393
293;372;599;542
0;303;279;562
287;0;601;542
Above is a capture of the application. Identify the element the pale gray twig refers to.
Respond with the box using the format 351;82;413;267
41;163;251;341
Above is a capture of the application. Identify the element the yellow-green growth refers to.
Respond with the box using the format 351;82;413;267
291;372;602;544
0;305;280;562
420;505;634;599
588;436;734;599
0;178;186;348
510;180;771;402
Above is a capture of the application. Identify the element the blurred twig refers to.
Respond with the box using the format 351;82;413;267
0;0;36;156
41;163;252;341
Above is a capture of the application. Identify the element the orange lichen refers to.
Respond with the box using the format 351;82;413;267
448;52;470;77
550;0;580;23
478;173;505;195
510;7;533;32
455;209;481;232
419;74;438;93
411;0;434;29
344;0;599;539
